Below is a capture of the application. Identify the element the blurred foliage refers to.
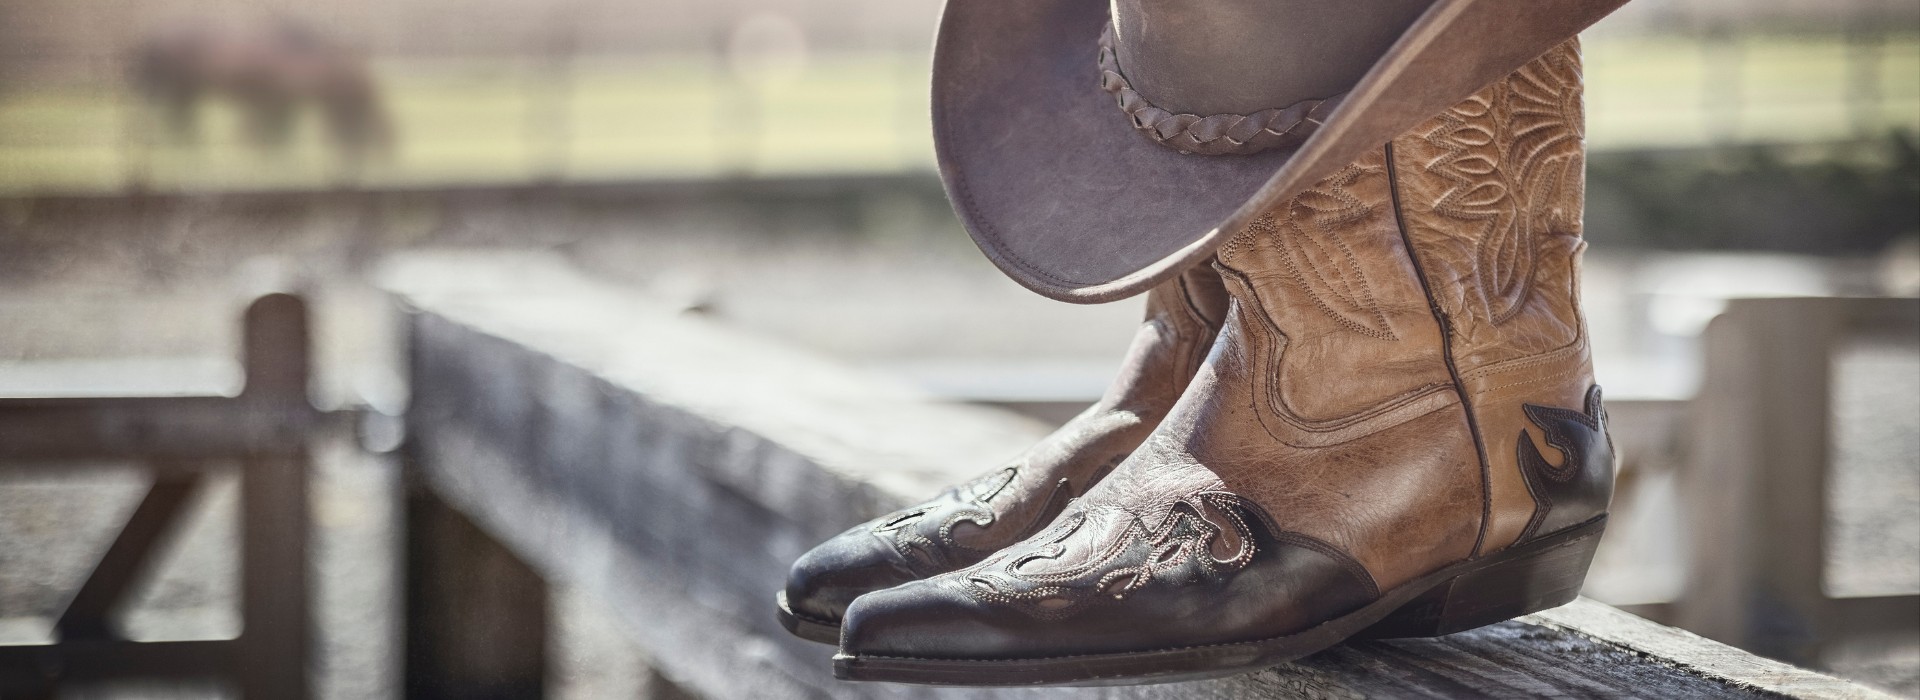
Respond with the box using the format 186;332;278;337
1587;129;1920;253
0;33;1914;196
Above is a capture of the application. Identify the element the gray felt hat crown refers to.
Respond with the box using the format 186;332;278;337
932;0;1627;303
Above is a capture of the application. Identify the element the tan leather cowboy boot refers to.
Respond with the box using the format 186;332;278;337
777;265;1229;643
835;41;1614;685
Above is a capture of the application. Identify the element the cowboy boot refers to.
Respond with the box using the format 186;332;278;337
835;41;1615;685
777;264;1229;643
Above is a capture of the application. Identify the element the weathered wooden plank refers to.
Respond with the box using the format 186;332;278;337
385;253;1052;526
390;254;1890;700
1530;599;1890;699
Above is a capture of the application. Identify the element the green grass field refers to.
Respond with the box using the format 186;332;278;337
1;34;1916;196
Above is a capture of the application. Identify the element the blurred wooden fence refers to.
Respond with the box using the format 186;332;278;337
0;294;321;699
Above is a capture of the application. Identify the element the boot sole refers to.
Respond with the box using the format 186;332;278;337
832;515;1606;686
775;590;843;645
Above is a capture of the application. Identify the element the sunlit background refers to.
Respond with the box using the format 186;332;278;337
1;0;1917;190
1;0;1917;697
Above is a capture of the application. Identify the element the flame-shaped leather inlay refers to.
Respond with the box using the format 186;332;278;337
872;466;1073;575
1516;384;1613;541
951;493;1264;620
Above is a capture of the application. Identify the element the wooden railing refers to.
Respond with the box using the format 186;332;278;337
385;254;1892;699
0;294;321;699
1678;297;1920;664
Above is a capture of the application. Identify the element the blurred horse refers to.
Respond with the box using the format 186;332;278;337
130;19;391;160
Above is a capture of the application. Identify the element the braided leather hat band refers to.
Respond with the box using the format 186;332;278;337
1097;23;1344;157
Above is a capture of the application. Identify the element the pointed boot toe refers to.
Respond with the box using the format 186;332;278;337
832;499;1386;686
781;528;918;644
835;579;1010;664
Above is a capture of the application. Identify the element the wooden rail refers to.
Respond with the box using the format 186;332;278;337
386;254;1892;699
1679;296;1920;664
0;294;318;700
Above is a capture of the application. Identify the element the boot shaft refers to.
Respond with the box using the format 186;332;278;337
1216;39;1609;560
1388;39;1609;554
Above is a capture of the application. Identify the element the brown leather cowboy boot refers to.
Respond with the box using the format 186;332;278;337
835;41;1614;685
776;265;1229;643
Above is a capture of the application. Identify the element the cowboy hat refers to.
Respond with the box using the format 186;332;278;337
933;0;1628;303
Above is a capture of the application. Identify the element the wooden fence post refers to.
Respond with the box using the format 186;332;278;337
1679;296;1920;665
404;484;549;700
236;292;317;699
0;291;321;698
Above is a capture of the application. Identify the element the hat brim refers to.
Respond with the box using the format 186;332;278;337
932;0;1627;303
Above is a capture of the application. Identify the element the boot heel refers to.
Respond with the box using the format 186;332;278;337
1358;517;1605;639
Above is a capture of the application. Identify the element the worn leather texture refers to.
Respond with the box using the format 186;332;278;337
1388;39;1610;554
839;493;1377;658
784;266;1228;624
841;43;1615;662
932;0;1629;301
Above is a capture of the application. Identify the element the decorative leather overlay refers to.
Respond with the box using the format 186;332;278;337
1097;23;1340;157
951;493;1259;620
872;466;1073;575
1516;384;1613;541
1416;43;1584;324
1243;164;1397;341
784;268;1229;625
